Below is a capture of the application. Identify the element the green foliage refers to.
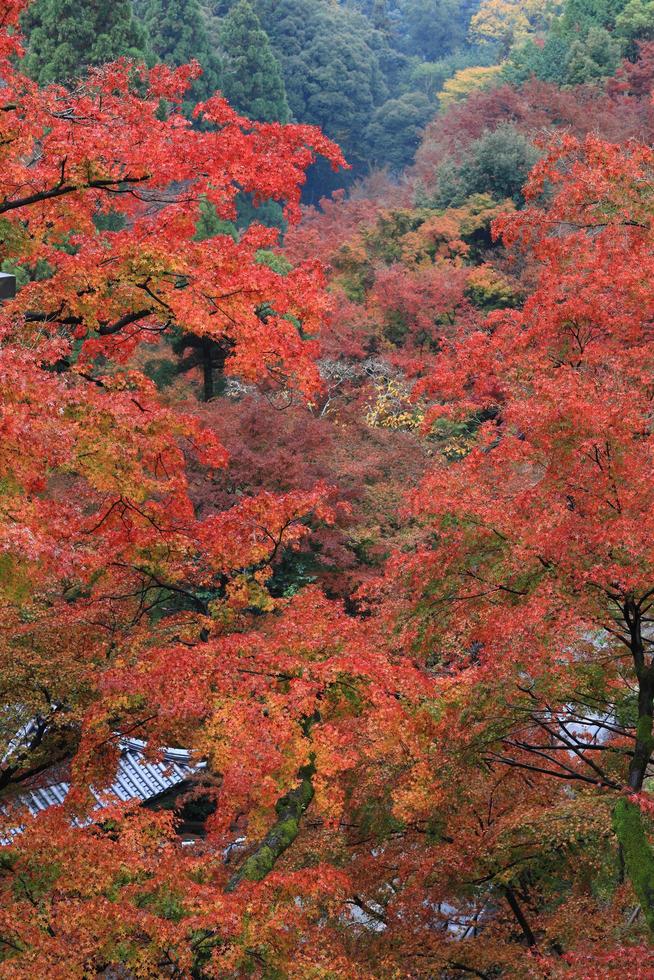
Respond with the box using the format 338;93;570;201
505;23;622;85
142;356;179;390
437;63;503;109
255;250;292;275
12;860;62;904
364;207;427;263
502;0;641;86
564;26;623;84
137;0;221;104
22;0;147;85
615;0;654;41
365;91;434;172
435;125;540;207
219;0;289;121
430;416;478;460
503;35;572;85
259;0;387;172
409;45;499;99
373;36;414;101
268;547;319;598
93;210;127;233
1;258;52;290
236;193;286;232
558;0;630;34
398;0;469;61
465;267;521;311
204;0;493;189
410;58;458;100
135;886;187;922
193;197;238;241
353;794;405;841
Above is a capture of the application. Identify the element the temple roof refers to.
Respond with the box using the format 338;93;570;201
3;738;203;836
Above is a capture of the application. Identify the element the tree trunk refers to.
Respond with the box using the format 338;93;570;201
614;604;654;930
613;797;654;932
226;760;315;892
503;885;537;947
628;675;654;792
202;340;213;402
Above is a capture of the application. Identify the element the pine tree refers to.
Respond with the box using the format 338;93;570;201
137;0;222;104
22;0;148;85
219;0;290;122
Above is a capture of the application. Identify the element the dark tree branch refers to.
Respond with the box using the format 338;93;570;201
98;309;154;336
0;174;151;215
504;885;538;948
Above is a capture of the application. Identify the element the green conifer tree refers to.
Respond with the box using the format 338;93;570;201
219;0;290;122
558;0;629;34
22;0;147;85
137;0;222;104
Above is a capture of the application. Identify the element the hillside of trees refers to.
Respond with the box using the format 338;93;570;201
20;0;489;200
22;0;647;202
4;0;654;975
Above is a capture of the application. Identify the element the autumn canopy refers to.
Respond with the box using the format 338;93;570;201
4;0;654;976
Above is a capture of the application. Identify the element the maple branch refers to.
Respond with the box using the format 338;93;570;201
502;738;599;780
24;310;81;326
24;308;156;337
0;710;72;791
473;854;541;885
346;895;388;926
531;714;618;784
0;755;72;793
93;716;159;751
98;309;154;336
137;574;210;615
0;174;151;215
509;739;632;756
563;712;634;740
72;372;148;413
225;758;315;892
95;563;211;616
486;752;621;788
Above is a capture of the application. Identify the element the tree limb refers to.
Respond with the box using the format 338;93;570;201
0;174;151;215
225;758;315;892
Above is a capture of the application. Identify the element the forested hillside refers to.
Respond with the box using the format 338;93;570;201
4;0;654;975
21;0;489;199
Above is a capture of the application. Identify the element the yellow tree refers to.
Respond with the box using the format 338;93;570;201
469;0;562;56
438;64;503;110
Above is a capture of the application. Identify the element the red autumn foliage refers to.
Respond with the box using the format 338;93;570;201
4;1;654;974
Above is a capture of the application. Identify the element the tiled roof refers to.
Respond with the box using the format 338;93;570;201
5;738;202;826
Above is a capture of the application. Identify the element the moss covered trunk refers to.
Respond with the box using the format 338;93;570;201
613;797;654;931
615;612;654;930
226;760;315;892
